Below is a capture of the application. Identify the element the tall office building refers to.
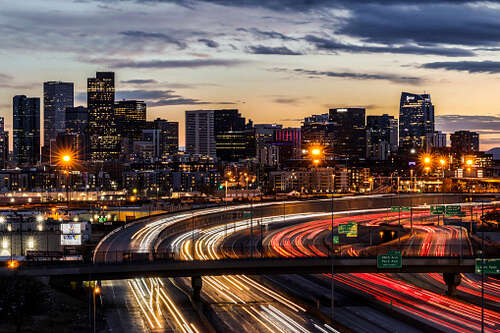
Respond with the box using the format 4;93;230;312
0;117;8;169
65;106;88;134
450;130;479;155
214;109;254;162
185;110;216;157
115;100;147;149
366;114;398;160
43;81;74;147
153;118;179;156
301;114;332;151
329;108;366;160
13;95;40;165
114;100;146;122
87;72;119;161
399;92;434;151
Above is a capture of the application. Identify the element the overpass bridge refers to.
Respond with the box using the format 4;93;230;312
1;256;476;297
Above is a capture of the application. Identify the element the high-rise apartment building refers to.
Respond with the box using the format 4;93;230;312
450;130;479;155
87;72;119;161
399;92;434;151
43;81;74;147
329;108;366;160
13;95;40;165
65;106;88;134
185;110;216;157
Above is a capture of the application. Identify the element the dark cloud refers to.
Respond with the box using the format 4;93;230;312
274;68;422;84
338;4;500;47
237;28;297;41
247;45;302;55
436;115;500;134
120;79;158;84
273;97;300;104
198;38;219;48
304;35;475;57
421;61;500;74
121;1;485;12
120;30;187;49
149;99;235;106
104;58;248;69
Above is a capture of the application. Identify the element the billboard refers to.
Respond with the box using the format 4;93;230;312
61;234;81;246
61;223;81;235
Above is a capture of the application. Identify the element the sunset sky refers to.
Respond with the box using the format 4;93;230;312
1;0;500;150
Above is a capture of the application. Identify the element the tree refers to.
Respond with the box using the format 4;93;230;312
0;275;47;332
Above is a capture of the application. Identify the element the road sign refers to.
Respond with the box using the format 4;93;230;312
430;205;445;215
391;206;400;213
346;223;358;237
333;235;339;244
401;206;411;212
475;259;500;274
446;205;461;216
339;223;357;236
377;251;402;268
243;211;252;218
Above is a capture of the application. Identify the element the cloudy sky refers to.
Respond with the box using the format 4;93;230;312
1;0;500;150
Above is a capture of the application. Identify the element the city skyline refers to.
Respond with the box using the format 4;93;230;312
1;0;500;150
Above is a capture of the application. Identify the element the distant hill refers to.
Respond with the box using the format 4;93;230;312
487;148;500;160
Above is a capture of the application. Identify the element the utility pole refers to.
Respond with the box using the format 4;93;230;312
330;189;335;324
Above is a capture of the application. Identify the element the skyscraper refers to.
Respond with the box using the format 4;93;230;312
114;100;147;148
367;114;398;160
13;95;40;166
65;106;88;135
185;110;216;157
450;130;479;155
87;72;119;161
0;117;9;169
213;109;254;162
114;100;146;122
43;81;74;147
399;92;434;151
329;108;366;160
153;118;179;156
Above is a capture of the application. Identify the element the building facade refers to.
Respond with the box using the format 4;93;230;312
43;81;74;148
329;108;366;160
185;110;216;157
399;92;434;151
87;72;119;161
13;95;40;166
450;130;479;155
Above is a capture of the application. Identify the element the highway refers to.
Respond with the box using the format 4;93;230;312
93;195;499;332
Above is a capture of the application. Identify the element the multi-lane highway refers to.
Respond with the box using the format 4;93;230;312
94;195;499;332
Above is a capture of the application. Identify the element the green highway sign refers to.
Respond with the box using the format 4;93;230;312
446;205;461;214
391;206;400;213
243;211;252;218
377;251;402;268
333;235;339;244
338;223;351;234
430;205;445;215
475;259;500;274
346;223;358;237
401;206;411;212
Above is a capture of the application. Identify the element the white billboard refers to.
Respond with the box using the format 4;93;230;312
61;234;81;246
61;223;81;235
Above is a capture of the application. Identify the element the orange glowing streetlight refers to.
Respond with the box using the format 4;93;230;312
466;159;473;166
311;148;321;156
7;260;19;269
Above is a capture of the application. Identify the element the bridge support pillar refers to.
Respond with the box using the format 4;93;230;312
443;272;461;296
192;276;202;301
